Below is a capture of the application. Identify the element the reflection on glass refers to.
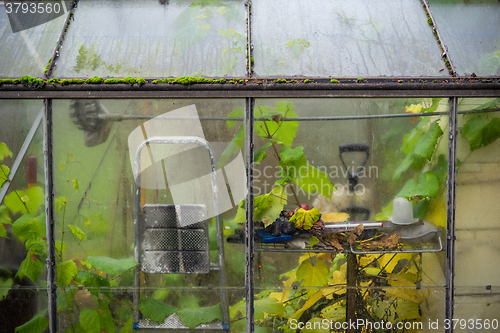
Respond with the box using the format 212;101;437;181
52;99;245;331
0;4;65;77
250;98;449;331
53;0;246;78
252;0;447;77
428;0;500;76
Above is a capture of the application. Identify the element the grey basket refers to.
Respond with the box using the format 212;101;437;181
141;204;209;274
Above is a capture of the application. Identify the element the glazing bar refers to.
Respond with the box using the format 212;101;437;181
43;99;57;332
245;97;255;333
446;97;458;332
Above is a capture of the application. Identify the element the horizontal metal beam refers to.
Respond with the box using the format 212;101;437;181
0;81;499;99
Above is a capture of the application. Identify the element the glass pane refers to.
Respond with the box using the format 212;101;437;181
427;0;500;76
252;98;449;329
0;100;47;332
455;98;500;327
252;0;447;78
53;0;246;78
0;4;65;77
52;99;246;331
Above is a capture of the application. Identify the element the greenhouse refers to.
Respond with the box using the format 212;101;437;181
0;0;499;332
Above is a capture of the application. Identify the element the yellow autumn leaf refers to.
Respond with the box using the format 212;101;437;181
359;254;381;267
425;196;447;228
378;253;414;274
268;292;283;303
331;263;347;286
321;212;349;222
405;104;423;114
385;274;425;303
281;273;296;303
290;290;324;320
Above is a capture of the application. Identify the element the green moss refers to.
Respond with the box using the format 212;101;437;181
0;79;16;85
85;76;104;84
47;78;59;86
152;77;226;85
44;58;52;76
428;17;432;26
136;77;146;86
59;79;85;85
398;80;404;83
304;79;312;83
432;80;439;83
330;79;339;83
239;79;244;84
250;56;254;65
357;78;364;82
274;79;287;84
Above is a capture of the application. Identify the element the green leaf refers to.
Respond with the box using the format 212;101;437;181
473;98;500;111
481;117;500;147
87;256;138;275
226;107;243;129
55;196;66;214
254;186;288;227
0;164;10;187
422;98;442;113
254;297;286;321
57;260;78;287
177;303;222;329
118;316;133;333
139;296;176;323
12;213;45;248
254;142;272;163
279;145;304;165
15;309;48;333
80;302;115;333
0;277;13;299
71;178;79;192
0;205;11;239
289;208;320;230
296;259;329;287
5;187;44;215
413;120;443;160
461;116;484;150
218;124;244;168
75;271;111;297
69;225;87;241
293;163;336;198
17;243;46;283
255;103;298;146
397;171;440;199
433;154;448;185
0;142;13;162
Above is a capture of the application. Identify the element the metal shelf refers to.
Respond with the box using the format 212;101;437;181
251;229;443;254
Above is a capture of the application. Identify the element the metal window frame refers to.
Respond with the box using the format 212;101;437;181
2;0;499;331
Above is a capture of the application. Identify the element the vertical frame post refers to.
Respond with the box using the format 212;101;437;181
43;98;57;332
245;97;255;333
445;97;458;332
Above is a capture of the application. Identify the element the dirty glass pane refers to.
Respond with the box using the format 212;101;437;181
53;0;246;79
0;3;65;77
427;0;500;77
251;98;449;329
52;99;246;331
0;100;47;332
455;98;500;327
252;0;447;78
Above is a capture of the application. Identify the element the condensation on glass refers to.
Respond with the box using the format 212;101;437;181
427;0;500;77
52;0;246;78
0;5;65;77
252;0;448;78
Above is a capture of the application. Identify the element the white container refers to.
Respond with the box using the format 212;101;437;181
392;197;418;225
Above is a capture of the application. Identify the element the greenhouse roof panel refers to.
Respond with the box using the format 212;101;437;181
52;0;246;78
0;3;66;78
252;0;449;78
427;0;500;77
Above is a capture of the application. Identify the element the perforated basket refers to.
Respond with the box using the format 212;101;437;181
141;204;209;274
